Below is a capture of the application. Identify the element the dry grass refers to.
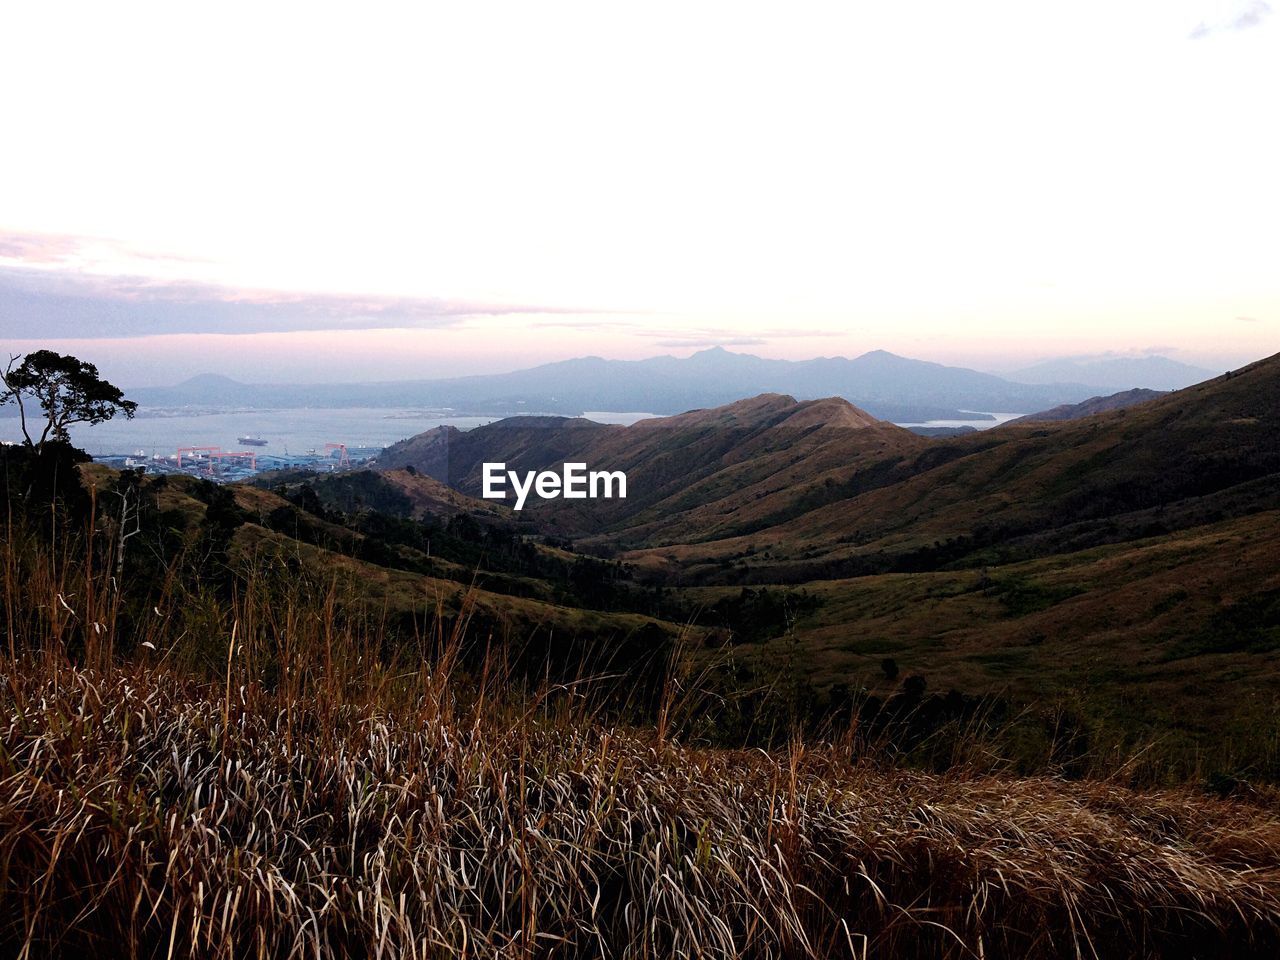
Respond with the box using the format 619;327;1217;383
3;482;1280;958
2;660;1280;959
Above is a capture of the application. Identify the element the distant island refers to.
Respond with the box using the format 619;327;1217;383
108;347;1220;424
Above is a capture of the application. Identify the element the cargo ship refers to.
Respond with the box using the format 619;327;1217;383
237;436;269;446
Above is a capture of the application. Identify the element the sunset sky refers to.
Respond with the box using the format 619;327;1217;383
1;1;1277;385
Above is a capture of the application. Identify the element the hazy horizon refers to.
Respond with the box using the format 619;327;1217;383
92;344;1233;391
3;2;1277;384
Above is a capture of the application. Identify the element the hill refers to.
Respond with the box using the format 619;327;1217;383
380;355;1279;570
377;415;618;483
627;353;1279;579
379;393;926;545
702;507;1280;772
70;466;693;675
1012;387;1167;423
364;353;1280;767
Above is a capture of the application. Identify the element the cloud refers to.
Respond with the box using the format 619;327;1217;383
525;317;650;331
0;231;85;263
651;336;768;348
1189;0;1272;38
634;326;841;345
0;228;209;272
0;267;587;338
1233;0;1273;27
1063;347;1183;360
0;229;599;338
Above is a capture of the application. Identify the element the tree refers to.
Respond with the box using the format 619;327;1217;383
2;351;137;453
107;467;146;581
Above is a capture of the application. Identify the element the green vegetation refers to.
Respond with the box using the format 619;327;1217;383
989;575;1086;617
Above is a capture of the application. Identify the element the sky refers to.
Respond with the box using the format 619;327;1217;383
1;1;1277;385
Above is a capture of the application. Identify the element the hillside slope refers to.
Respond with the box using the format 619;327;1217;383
379;394;926;544
1013;388;1167;423
629;353;1280;580
738;509;1280;767
78;468;691;657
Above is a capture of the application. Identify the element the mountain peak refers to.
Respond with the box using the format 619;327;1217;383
177;373;245;388
782;396;883;430
688;346;739;361
642;393;798;429
641;393;889;433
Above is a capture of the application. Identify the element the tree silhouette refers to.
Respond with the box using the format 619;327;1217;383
2;350;137;453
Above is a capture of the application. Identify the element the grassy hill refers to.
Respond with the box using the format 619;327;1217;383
378;354;1277;579
685;509;1280;777
354;353;1280;772
1011;387;1168;423
66;467;694;692
380;393;925;545
623;352;1279;579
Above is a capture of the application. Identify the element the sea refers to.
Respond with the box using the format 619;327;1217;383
0;407;661;458
896;411;1026;430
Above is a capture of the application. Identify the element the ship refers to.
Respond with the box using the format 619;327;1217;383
237;436;269;446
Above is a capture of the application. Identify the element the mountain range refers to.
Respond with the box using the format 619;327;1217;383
119;348;1195;423
355;350;1279;758
62;344;1272;763
1005;354;1218;392
376;354;1278;581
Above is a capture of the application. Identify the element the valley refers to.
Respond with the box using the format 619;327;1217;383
192;351;1280;776
6;350;1277;957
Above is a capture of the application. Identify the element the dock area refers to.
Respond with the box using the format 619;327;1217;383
93;443;383;481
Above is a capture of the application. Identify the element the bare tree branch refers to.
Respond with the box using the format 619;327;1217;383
1;354;35;446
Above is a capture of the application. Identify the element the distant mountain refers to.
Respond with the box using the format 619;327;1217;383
1005;355;1218;392
1012;388;1167;423
126;347;1100;422
152;373;253;406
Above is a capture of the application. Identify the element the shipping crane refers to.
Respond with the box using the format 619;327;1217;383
176;446;221;469
323;442;351;469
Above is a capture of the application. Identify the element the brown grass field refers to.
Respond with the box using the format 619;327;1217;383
4;660;1280;959
3;500;1280;959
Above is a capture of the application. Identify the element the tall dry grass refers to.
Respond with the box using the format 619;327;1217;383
3;477;1280;957
3;661;1280;959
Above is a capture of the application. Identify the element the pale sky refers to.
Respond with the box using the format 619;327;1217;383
1;1;1277;384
